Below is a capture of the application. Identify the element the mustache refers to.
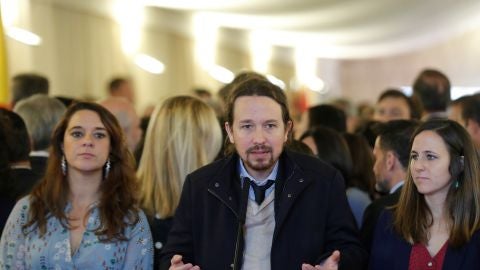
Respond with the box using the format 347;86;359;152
246;144;272;154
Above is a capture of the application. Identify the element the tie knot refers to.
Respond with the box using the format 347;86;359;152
248;179;275;205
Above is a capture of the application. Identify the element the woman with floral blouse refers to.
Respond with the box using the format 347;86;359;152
0;102;153;269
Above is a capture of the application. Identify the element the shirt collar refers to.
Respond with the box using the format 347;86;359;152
30;150;49;157
390;181;404;194
238;158;279;184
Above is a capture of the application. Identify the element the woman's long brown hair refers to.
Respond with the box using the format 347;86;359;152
23;102;139;242
394;120;480;247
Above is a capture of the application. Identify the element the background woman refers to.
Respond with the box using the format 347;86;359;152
369;119;480;269
136;95;222;268
0;102;152;269
301;127;372;227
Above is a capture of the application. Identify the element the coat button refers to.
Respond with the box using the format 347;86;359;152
287;194;292;198
155;242;163;249
215;182;220;187
228;196;232;201
298;179;304;183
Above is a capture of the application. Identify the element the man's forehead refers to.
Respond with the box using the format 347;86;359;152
234;97;282;114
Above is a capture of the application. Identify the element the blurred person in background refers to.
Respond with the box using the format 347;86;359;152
301;127;370;227
107;77;135;104
373;89;416;122
295;104;347;139
448;95;480;149
412;68;451;120
14;94;67;177
136;96;222;269
0;110;41;234
10;73;49;108
99;96;141;153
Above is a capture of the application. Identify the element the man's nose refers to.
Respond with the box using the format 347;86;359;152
252;128;266;143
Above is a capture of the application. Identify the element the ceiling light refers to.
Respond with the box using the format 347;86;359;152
207;65;234;84
266;74;286;90
6;27;41;46
134;54;165;74
306;77;326;93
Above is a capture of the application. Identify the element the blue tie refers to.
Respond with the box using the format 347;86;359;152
249;179;275;205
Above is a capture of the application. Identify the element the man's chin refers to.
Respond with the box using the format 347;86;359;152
246;159;274;171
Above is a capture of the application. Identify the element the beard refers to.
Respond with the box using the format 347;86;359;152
244;144;275;172
375;178;390;193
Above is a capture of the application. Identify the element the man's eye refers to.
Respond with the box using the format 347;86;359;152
241;124;252;129
265;124;277;129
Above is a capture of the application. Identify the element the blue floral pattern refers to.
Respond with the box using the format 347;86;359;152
0;197;153;269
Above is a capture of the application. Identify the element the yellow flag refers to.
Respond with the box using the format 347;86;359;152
0;10;9;105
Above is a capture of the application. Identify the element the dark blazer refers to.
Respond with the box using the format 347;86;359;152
159;150;367;270
0;168;40;235
147;215;173;270
361;187;402;251
369;210;480;270
29;155;48;177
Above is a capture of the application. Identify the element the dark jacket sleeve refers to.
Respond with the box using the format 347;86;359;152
360;201;380;252
361;191;401;253
158;175;194;270
321;171;368;270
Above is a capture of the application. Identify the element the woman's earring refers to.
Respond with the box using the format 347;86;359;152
104;158;111;179
61;155;67;176
454;180;460;189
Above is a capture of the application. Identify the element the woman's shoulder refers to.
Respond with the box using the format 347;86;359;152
11;196;32;214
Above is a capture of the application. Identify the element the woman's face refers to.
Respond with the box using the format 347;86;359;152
63;110;110;176
410;130;452;198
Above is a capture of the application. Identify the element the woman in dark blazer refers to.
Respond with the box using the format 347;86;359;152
369;120;480;270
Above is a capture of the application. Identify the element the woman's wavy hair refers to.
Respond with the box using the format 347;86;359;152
137;96;222;218
394;119;480;247
24;102;139;242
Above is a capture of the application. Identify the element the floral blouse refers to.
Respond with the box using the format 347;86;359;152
0;197;153;269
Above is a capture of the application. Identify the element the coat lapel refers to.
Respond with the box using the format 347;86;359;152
273;152;311;240
207;155;242;219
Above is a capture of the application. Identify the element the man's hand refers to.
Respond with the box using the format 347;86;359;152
169;254;201;270
302;250;341;270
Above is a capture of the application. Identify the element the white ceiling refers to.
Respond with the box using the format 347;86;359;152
54;0;480;59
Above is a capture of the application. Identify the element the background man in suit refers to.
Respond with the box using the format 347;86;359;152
14;94;66;177
160;77;366;270
361;120;419;250
0;109;40;234
448;95;480;149
412;68;451;120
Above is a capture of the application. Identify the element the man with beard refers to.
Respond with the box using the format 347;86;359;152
361;120;419;251
160;77;367;270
